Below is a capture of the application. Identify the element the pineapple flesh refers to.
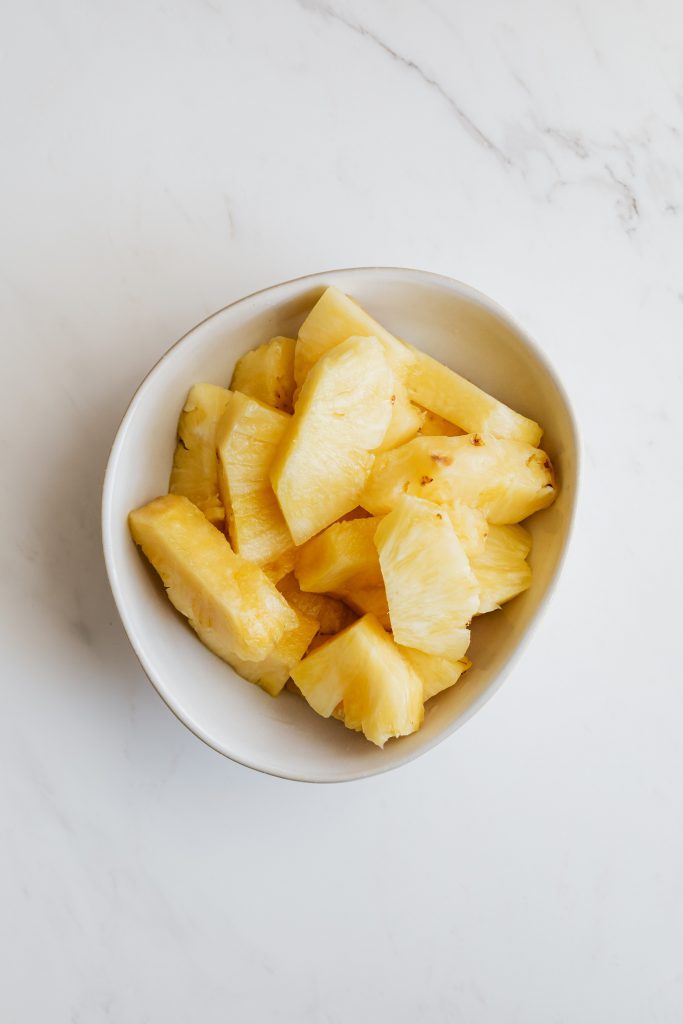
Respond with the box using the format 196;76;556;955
471;523;532;614
295;517;384;593
399;647;472;701
277;572;356;635
336;585;391;631
375;380;425;453
405;344;543;446
216;391;293;565
270;336;394;544
374;494;477;659
230;336;296;413
417;408;464;437
361;433;555;524
291;614;424;747
261;548;297;585
228;605;318;696
128;494;297;664
169;383;232;526
294;285;413;387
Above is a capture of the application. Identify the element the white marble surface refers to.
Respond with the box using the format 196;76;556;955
1;0;682;1020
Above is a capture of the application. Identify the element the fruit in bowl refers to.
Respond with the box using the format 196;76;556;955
128;285;557;748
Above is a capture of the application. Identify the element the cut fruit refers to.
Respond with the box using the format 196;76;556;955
216;391;293;565
295;517;383;593
417;408;464;437
374;494;477;658
228;605;318;696
262;548;297;585
230;336;296;413
376;380;425;453
277;573;356;635
361;433;555;524
337;585;391;631
471;523;532;614
405;344;543;446
270;336;394;544
294;286;414;387
291;614;424;747
129;494;297;663
169;383;232;526
399;647;472;701
445;500;489;560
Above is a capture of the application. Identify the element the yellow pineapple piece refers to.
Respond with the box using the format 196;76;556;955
399;647;472;701
337;585;391;631
262;548;297;585
417;408;464;437
216;391;293;565
361;433;555;524
375;380;425;453
271;336;394;544
277;573;356;635
128;494;297;663
405;345;543;445
445;500;489;560
169;384;232;525
230;336;296;413
374;495;476;658
228;605;318;696
294;285;413;387
472;523;532;614
295;517;383;593
291;614;424;747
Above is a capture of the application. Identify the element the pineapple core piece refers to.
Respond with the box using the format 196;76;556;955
405;345;543;446
399;647;472;701
374;494;477;659
129;494;297;664
169;383;232;526
227;605;318;697
271;336;394;544
216;391;293;565
295;517;384;593
277;573;356;635
291;614;424;747
362;433;555;524
471;523;532;614
230;336;296;413
294;285;414;387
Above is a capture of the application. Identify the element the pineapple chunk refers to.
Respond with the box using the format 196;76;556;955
399;647;472;701
471;523;532;614
228;605;318;696
169;384;232;526
376;380;425;453
270;336;394;544
291;614;424;747
374;495;476;658
361;433;555;524
445;500;489;560
216;391;293;565
230;336;296;413
405;345;543;446
262;548;297;585
277;573;356;634
295;517;383;593
129;494;297;663
295;285;413;387
417;408;464;437
337;585;391;631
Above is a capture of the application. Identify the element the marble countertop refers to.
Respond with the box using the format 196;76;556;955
2;1;682;1021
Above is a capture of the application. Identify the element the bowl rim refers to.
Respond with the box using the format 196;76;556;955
101;266;581;783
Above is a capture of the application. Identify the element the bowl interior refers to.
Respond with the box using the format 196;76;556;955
103;268;578;782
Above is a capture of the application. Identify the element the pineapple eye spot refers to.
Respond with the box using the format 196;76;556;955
390;394;396;404
471;435;483;446
430;453;452;465
435;512;443;520
420;475;434;486
543;458;552;470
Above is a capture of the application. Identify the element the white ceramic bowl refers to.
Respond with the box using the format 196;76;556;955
102;268;578;783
